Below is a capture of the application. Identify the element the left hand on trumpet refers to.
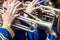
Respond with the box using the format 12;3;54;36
2;0;21;27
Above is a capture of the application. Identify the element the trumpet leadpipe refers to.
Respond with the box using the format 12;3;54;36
40;5;60;12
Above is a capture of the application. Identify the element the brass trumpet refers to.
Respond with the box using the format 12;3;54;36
0;3;59;32
0;7;54;32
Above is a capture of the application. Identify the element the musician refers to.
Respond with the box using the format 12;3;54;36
0;0;20;40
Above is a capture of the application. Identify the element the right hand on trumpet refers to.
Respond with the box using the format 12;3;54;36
2;0;21;27
26;0;40;14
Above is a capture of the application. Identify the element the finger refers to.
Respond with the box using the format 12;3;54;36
15;2;22;8
6;1;11;13
28;0;36;7
14;14;20;17
31;0;38;5
13;1;20;7
32;0;38;7
8;7;14;14
10;0;17;7
6;1;13;13
30;0;38;8
13;14;20;18
32;6;40;10
9;1;18;14
31;0;36;4
11;0;17;4
12;8;17;15
6;5;11;13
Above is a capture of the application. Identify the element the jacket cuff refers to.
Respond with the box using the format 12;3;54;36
2;24;15;38
49;30;57;38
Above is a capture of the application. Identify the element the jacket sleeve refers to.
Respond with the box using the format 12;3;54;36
0;24;15;40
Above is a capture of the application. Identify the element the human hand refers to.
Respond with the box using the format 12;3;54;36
26;0;39;13
2;0;21;27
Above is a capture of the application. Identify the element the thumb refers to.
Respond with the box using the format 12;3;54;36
32;7;40;10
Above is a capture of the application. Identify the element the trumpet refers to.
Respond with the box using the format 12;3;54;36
0;3;59;32
0;7;54;32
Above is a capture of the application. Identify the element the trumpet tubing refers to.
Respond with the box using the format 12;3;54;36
17;16;54;31
40;5;60;12
12;24;36;32
0;19;36;32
